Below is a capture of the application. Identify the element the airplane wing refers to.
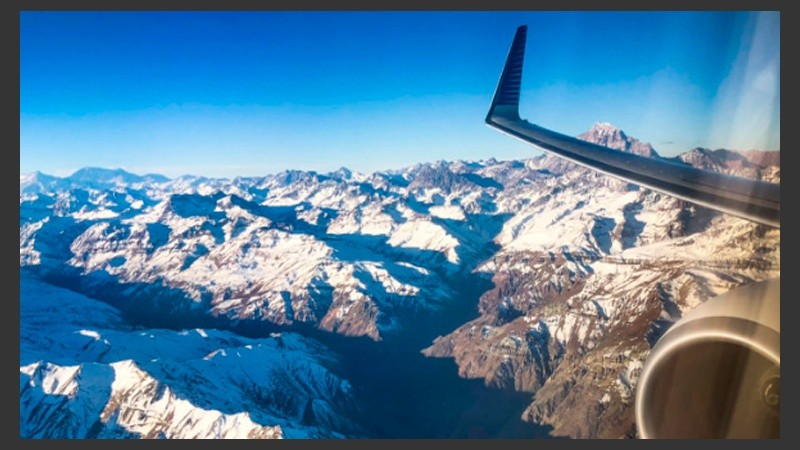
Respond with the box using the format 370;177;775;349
485;26;780;229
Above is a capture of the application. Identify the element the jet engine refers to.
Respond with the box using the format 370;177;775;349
634;280;780;438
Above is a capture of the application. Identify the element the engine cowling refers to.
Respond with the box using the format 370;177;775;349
635;279;780;438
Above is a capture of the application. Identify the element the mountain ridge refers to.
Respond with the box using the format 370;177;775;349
21;122;779;191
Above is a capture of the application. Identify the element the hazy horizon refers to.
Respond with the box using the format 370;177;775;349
20;136;782;181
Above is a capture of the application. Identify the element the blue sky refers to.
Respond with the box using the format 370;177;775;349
20;11;780;178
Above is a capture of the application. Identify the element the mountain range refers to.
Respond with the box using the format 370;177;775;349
20;123;780;438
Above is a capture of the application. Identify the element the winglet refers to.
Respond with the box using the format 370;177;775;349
486;25;527;123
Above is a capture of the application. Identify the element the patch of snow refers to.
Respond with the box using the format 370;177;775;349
78;330;101;340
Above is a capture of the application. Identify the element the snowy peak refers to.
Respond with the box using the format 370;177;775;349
270;169;329;188
677;148;780;181
20;167;171;196
20;359;284;439
68;167;170;186
20;171;68;195
68;167;137;183
679;148;747;170
328;166;364;182
407;163;473;192
20;170;49;185
578;122;659;158
740;150;780;168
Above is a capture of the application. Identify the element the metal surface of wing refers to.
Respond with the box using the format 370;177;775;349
485;26;780;229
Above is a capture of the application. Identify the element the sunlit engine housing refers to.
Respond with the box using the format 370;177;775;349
635;280;780;438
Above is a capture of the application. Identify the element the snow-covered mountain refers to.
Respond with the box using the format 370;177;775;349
20;167;170;196
20;122;780;438
20;272;361;438
675;148;780;182
20;163;497;341
578;122;659;158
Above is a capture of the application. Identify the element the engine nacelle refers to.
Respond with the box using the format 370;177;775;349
635;279;780;438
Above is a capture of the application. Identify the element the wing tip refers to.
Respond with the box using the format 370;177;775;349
486;25;528;123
